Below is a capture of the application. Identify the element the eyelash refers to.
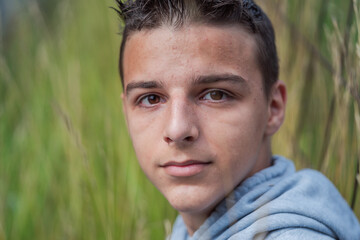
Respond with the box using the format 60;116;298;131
136;94;166;108
200;89;233;102
135;89;233;108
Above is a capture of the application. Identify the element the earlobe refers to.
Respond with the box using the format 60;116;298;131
266;80;287;136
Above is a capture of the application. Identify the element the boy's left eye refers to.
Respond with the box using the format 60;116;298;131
201;90;229;101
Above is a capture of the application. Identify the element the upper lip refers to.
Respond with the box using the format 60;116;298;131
161;160;211;167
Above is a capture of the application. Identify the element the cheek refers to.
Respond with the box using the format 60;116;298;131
126;113;159;165
206;105;265;143
126;110;175;182
127;110;160;141
202;104;267;163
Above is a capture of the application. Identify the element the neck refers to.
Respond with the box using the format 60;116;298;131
180;209;210;236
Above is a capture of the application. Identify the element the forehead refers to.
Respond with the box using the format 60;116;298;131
122;24;260;85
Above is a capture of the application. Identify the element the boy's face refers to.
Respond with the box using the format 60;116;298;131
122;25;283;217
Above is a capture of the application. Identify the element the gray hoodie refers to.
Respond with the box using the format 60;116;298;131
169;156;360;240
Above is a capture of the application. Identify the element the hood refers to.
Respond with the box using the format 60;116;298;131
170;156;360;240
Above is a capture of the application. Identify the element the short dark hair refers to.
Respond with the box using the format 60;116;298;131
114;0;279;97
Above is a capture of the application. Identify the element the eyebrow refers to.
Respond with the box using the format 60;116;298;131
193;74;248;86
126;80;164;96
125;74;249;96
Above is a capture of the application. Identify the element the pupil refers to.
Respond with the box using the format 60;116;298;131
148;95;159;104
210;91;223;100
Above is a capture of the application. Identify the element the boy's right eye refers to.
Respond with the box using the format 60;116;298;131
138;94;163;107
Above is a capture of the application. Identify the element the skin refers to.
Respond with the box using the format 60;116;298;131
121;24;286;236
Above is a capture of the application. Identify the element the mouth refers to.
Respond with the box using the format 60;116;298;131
160;160;212;177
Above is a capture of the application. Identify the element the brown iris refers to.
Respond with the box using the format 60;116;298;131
147;95;161;104
210;91;224;100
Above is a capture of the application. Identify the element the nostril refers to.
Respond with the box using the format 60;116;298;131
164;136;172;144
163;135;194;144
184;136;194;142
163;124;199;144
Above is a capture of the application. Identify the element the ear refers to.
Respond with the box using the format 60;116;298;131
265;80;287;136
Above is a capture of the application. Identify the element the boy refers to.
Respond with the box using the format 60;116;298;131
115;0;360;239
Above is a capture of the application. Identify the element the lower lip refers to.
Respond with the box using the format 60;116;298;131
163;163;210;177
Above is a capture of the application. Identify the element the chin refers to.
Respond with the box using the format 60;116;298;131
171;201;212;216
164;187;222;215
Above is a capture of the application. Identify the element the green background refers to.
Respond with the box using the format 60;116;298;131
1;0;359;239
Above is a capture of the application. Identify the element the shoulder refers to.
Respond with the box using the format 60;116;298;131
264;228;335;240
281;168;348;211
229;228;336;240
260;159;360;240
265;158;344;202
284;168;339;197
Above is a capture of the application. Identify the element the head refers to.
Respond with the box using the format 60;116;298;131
115;0;286;234
115;0;279;98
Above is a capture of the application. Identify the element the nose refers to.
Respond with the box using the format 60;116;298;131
163;98;199;145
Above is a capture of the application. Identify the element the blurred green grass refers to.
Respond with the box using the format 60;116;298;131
0;0;359;239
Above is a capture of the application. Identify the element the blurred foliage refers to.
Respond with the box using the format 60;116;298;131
263;0;360;216
0;0;359;239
